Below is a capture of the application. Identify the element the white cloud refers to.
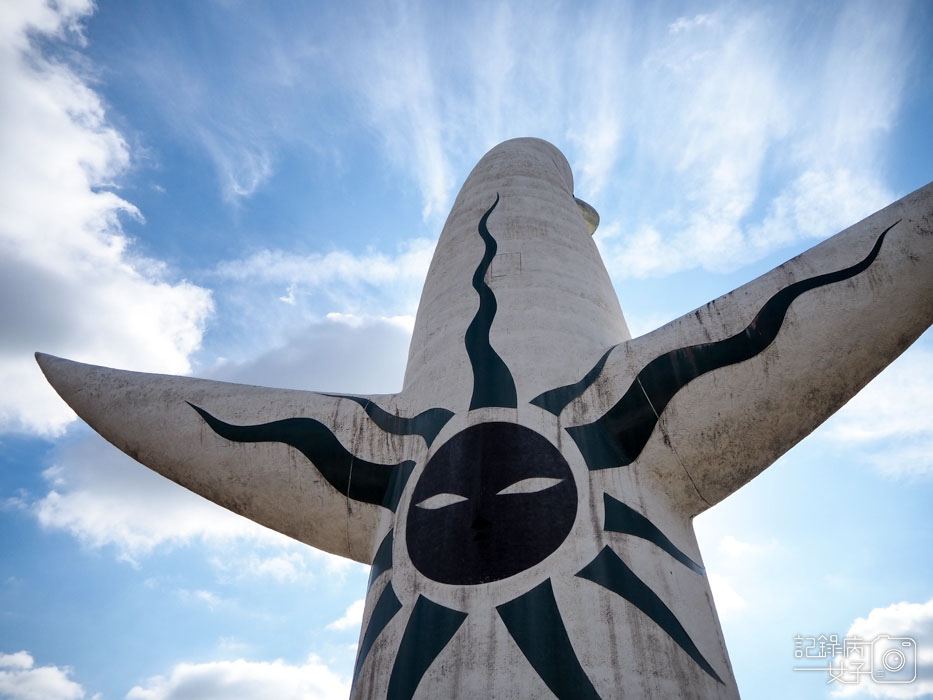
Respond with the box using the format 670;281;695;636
0;653;33;670
0;651;86;700
208;315;412;394
708;573;747;618
326;600;365;632
822;345;933;479
125;655;349;700
831;599;933;698
718;535;777;559
0;0;213;436
702;536;780;620
33;434;286;563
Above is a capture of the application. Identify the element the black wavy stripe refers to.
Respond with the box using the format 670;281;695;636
603;494;704;574
497;579;601;700
323;394;453;446
466;194;518;410
188;403;414;511
577;547;723;684
368;530;394;589
567;223;896;470
353;581;402;686
530;346;614;415
387;596;467;700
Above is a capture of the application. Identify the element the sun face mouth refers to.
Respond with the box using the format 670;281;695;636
406;421;577;585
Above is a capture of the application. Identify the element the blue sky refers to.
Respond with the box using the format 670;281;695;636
1;0;931;698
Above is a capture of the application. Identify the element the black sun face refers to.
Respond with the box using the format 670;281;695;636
189;192;894;699
407;421;576;585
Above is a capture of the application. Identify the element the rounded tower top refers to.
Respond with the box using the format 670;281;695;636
402;138;629;409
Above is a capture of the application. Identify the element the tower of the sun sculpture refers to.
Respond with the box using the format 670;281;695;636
38;138;932;699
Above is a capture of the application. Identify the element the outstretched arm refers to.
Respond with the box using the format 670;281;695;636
560;182;932;517
36;354;449;561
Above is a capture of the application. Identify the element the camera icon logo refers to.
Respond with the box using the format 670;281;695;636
871;635;917;683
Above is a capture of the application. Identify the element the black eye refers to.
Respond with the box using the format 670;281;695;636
415;493;469;510
496;477;564;496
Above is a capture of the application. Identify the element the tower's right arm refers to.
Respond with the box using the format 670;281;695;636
560;183;932;516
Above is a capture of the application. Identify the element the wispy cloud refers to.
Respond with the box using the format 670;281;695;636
821;344;933;479
344;5;455;220
214;238;434;291
594;2;910;278
177;589;226;612
75;1;918;277
209;549;353;585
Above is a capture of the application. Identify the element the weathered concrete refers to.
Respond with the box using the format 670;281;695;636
37;137;933;699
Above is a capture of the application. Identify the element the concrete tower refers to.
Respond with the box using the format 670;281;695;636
37;138;933;698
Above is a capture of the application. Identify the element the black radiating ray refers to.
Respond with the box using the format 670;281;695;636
323;394;453;446
567;223;896;471
353;581;402;686
530;346;614;416
603;494;704;574
497;579;601;700
188;404;414;510
368;530;394;589
466;194;518;410
386;596;467;700
577;547;723;684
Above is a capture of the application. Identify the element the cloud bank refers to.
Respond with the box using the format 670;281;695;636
126;656;348;700
0;0;212;436
832;599;933;698
0;651;86;700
